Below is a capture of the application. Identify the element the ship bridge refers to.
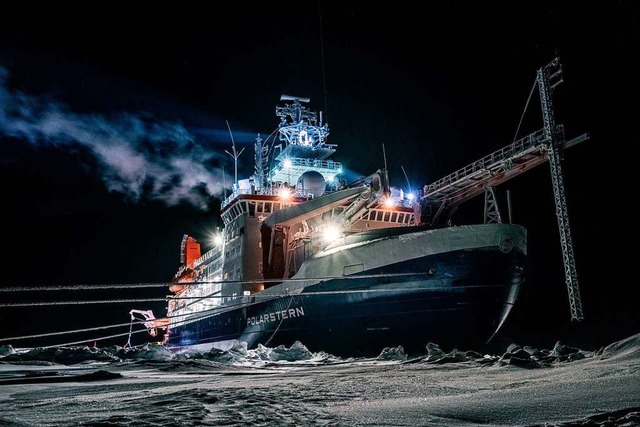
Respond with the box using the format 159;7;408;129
269;95;341;185
269;155;342;185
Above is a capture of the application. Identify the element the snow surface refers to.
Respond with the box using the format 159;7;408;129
0;334;639;426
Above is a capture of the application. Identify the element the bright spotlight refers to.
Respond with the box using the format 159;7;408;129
407;192;415;201
278;187;292;200
384;197;395;208
283;158;292;169
322;224;342;242
213;233;224;246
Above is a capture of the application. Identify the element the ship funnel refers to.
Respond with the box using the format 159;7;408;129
179;235;201;268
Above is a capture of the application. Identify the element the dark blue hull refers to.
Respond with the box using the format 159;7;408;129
167;245;525;357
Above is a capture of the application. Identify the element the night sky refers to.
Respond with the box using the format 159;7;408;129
1;2;637;350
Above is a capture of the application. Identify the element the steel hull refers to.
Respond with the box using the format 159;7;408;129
166;224;526;356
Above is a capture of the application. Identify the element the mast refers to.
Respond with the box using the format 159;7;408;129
253;133;268;191
537;57;584;321
225;120;245;188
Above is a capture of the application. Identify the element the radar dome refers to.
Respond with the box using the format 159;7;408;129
296;171;326;198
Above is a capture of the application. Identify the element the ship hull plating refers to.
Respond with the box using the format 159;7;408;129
166;224;526;356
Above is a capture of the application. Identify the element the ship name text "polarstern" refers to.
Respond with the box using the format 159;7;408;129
247;307;305;326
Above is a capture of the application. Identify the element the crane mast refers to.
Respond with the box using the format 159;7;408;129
420;57;586;321
537;58;584;321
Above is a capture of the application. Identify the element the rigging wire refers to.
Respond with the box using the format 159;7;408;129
2;319;146;343
0;294;265;344
401;165;412;195
1;298;165;307
0;271;440;293
40;328;152;349
318;0;329;121
0;282;169;292
512;78;539;143
264;125;283;185
0;283;511;308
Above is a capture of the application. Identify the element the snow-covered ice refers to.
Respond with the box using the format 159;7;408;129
1;334;639;426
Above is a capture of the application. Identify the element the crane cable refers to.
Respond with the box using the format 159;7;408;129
0;271;441;293
512;78;538;143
